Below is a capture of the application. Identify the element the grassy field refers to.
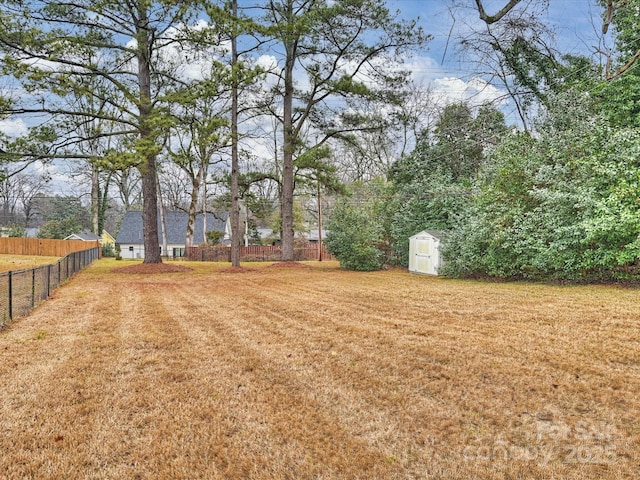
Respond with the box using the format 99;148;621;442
0;254;60;273
0;259;638;479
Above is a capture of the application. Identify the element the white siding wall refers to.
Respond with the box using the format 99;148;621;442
119;243;187;259
121;244;145;260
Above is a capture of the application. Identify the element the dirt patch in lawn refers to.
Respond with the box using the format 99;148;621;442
111;263;192;274
1;260;638;479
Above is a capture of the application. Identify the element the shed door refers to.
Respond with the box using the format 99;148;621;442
414;236;438;275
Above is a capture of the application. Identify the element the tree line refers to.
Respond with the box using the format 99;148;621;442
3;0;640;280
0;0;428;265
326;0;640;281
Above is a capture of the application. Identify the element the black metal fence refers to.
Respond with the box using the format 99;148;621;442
0;247;100;328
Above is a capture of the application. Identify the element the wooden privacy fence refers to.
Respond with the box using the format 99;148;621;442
186;244;333;262
0;238;101;257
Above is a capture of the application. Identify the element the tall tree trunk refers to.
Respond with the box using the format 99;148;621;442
185;170;200;247
98;173;111;235
230;0;241;267
91;164;100;235
137;5;161;264
141;158;161;263
281;3;296;261
157;176;168;257
317;179;323;262
202;172;207;244
281;101;295;259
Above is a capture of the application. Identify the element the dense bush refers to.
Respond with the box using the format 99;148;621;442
326;202;383;271
388;103;504;266
326;180;391;271
37;217;81;239
442;92;640;281
6;224;26;238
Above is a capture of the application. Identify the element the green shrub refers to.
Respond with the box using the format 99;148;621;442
6;224;26;237
206;230;225;245
102;243;115;257
326;181;390;271
326;210;383;271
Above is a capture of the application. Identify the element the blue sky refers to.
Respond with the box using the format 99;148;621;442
387;0;601;79
391;0;599;60
364;0;606;128
0;0;604;137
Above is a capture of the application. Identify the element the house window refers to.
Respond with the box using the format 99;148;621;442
128;246;134;252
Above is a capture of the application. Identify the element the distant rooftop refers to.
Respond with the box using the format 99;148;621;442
115;210;228;244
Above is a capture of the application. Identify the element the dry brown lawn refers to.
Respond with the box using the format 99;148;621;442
0;254;60;273
0;259;638;479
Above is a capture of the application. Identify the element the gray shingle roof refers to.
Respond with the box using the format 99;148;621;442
65;230;101;241
115;210;227;245
423;230;443;240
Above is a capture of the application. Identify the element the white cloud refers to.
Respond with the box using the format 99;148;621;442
406;55;449;83
406;55;507;108
34;160;77;195
20;57;64;72
256;54;278;72
431;76;505;108
0;118;28;137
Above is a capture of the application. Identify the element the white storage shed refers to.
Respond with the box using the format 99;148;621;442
409;230;443;275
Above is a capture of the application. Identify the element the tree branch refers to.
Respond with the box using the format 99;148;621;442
607;48;640;81
474;0;523;24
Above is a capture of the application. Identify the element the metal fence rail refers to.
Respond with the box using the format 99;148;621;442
0;247;99;328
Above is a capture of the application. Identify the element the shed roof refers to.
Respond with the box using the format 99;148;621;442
115;210;228;245
410;230;444;240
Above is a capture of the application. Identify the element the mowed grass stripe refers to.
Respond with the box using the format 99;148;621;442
164;268;636;478
251;270;639;394
158;273;397;479
0;260;638;479
0;275;130;479
197;267;640;478
96;276;225;479
214;271;540;472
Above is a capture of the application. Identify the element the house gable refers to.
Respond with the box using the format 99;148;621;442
65;230;102;242
101;231;115;245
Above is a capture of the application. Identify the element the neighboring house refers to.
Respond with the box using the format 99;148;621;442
101;231;116;247
255;227;279;246
408;230;444;276
303;229;329;244
65;230;102;242
115;210;230;259
251;227;328;246
65;231;115;259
